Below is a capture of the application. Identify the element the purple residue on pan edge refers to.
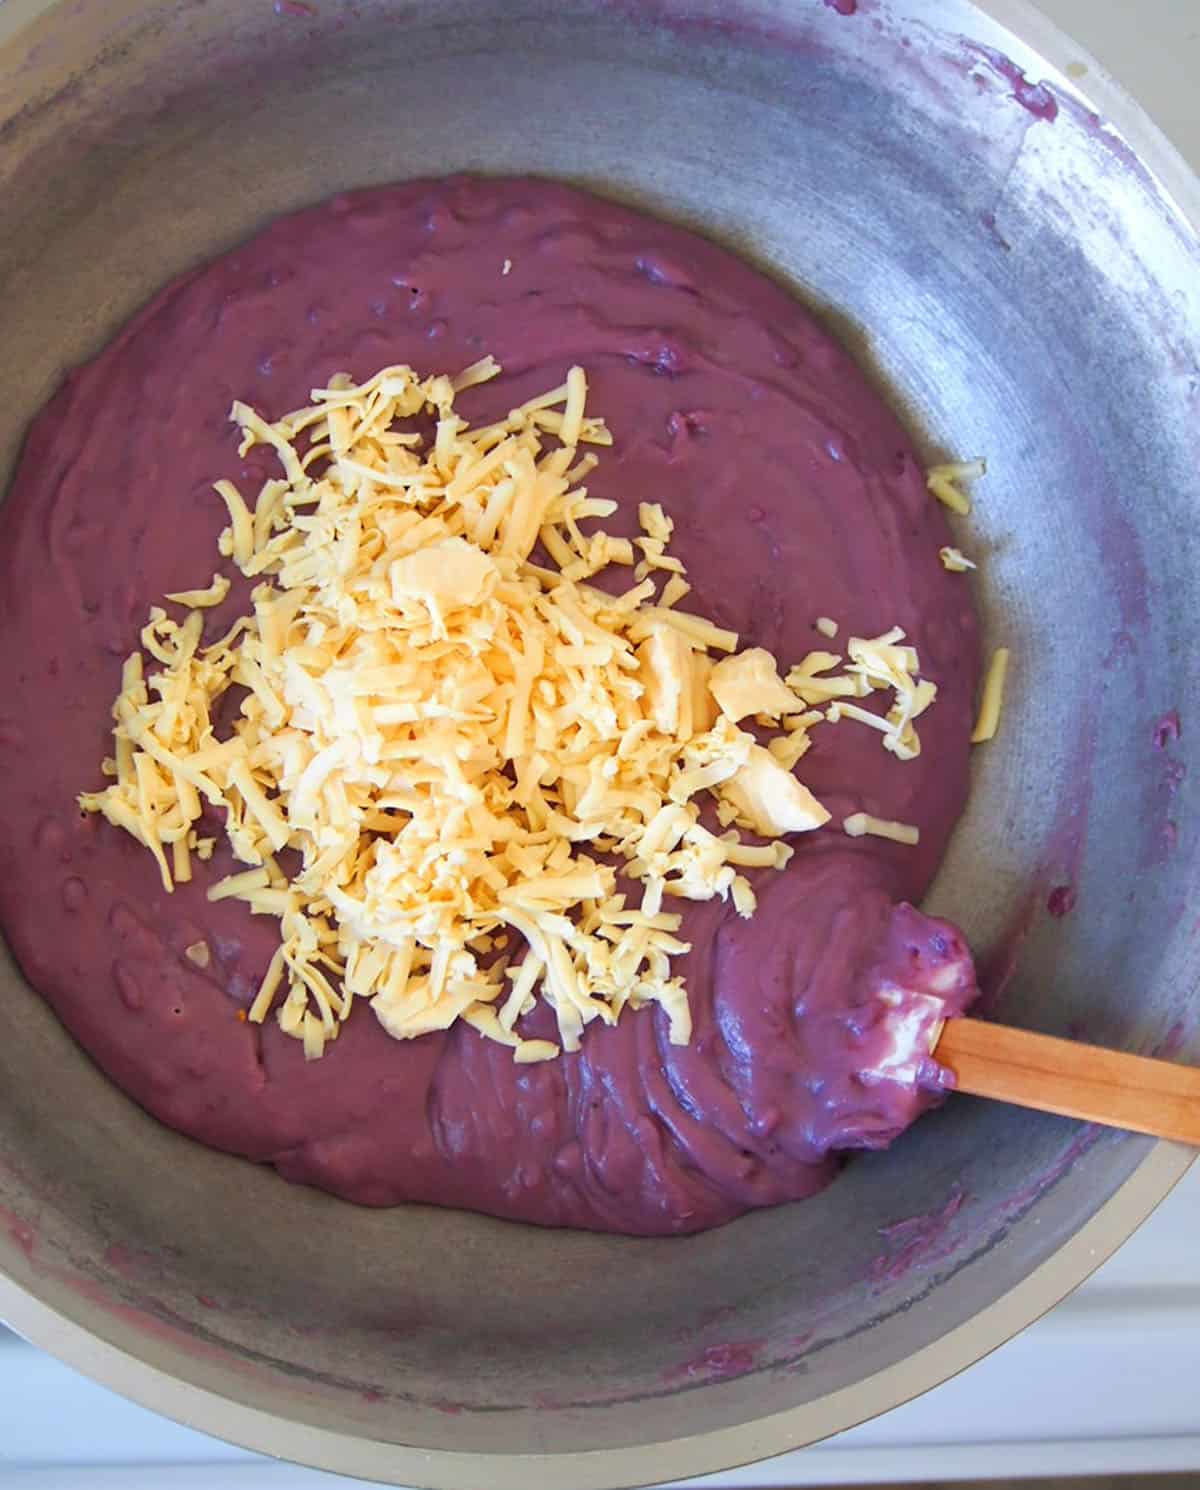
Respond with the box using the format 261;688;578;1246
974;890;1039;1017
1;1205;35;1261
965;43;1060;123
662;1338;767;1383
1155;711;1182;750
1047;885;1077;919
1144;711;1186;866
870;1185;967;1284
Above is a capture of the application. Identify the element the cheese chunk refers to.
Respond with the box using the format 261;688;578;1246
722;746;831;837
637;624;696;738
709;648;799;722
689;652;718;735
390;538;498;612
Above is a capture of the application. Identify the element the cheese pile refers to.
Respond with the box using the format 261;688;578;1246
80;360;937;1063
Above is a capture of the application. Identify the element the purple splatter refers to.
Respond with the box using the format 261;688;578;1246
1;1206;34;1261
970;44;1060;124
274;0;316;16
871;1187;966;1283
664;1339;764;1383
1154;710;1182;750
103;1242;158;1277
985;1125;1105;1231
697;1303;738;1329
980;210;1012;252
1047;884;1077;919
1153;1021;1187;1060
976;889;1040;1013
1143;711;1186;864
823;0;858;13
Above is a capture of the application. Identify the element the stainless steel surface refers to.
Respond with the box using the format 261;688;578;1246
0;2;1197;1486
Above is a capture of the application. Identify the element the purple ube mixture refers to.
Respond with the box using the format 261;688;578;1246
0;177;979;1235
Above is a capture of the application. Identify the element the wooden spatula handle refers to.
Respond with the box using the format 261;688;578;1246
935;1018;1200;1146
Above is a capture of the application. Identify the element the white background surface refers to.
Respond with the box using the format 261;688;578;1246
4;1;1200;1485
1039;0;1199;157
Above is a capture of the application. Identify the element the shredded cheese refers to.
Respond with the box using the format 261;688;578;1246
843;812;921;846
972;647;1011;744
803;628;937;762
927;457;985;517
165;574;232;609
932;459;987;482
815;616;839;639
939;547;976;573
927;475;970;515
81;359;941;1064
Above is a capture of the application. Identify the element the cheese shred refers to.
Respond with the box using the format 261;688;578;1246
843;812;921;846
972;647;1011;744
927;458;985;517
939;547;976;573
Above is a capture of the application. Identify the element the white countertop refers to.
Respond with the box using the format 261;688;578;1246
1034;0;1199;166
4;3;1200;1486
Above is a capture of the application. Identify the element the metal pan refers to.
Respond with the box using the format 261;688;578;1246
0;2;1196;1484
